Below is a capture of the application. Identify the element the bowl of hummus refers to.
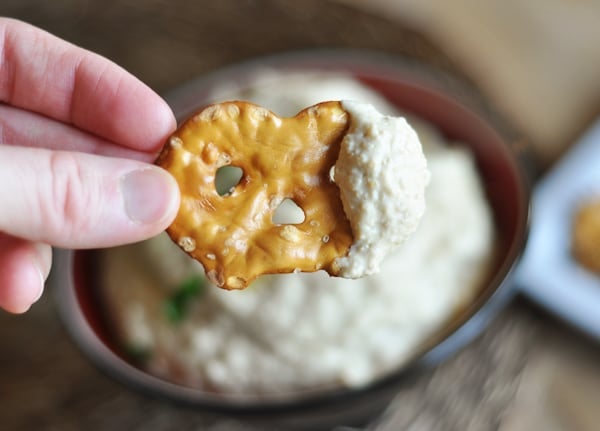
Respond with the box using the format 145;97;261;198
51;50;530;427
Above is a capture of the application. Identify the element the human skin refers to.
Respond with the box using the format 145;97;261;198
0;18;180;313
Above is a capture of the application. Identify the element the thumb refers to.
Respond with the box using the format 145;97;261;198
0;145;180;248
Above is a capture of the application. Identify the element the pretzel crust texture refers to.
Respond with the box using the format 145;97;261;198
156;101;354;289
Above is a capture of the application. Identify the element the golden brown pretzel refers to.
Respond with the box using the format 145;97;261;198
156;101;354;289
572;199;600;273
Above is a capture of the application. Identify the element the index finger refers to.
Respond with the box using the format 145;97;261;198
0;18;176;152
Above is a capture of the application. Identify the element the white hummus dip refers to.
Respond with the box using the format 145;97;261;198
99;72;494;394
335;101;429;277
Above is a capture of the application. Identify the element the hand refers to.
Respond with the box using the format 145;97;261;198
0;18;180;313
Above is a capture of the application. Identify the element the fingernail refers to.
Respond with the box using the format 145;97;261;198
22;258;45;312
32;263;45;303
121;167;178;224
29;243;51;307
31;243;51;304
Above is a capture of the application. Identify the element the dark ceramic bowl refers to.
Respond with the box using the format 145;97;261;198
51;50;530;429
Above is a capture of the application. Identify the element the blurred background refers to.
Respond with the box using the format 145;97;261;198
1;0;600;430
338;0;600;167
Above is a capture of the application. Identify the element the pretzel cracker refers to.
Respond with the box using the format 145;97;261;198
156;101;354;289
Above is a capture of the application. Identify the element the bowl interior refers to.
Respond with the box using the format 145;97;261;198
64;51;529;410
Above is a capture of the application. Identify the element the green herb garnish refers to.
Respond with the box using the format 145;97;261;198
163;274;206;323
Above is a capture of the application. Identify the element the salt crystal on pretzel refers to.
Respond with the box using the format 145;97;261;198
156;100;429;289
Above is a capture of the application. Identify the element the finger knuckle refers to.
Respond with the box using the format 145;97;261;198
45;151;93;242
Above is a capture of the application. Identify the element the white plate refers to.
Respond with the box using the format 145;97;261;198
515;118;600;338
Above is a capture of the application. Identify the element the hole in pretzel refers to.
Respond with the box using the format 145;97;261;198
215;166;243;196
272;198;306;225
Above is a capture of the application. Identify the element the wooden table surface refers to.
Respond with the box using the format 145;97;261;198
1;1;599;430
